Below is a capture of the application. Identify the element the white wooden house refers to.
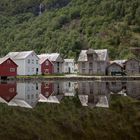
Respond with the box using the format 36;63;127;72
5;51;41;75
63;59;75;73
78;49;109;75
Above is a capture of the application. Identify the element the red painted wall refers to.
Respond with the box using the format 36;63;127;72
0;58;17;77
41;82;54;98
41;59;53;74
0;82;17;102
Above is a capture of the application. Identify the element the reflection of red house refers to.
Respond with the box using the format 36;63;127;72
0;82;17;102
41;82;54;98
0;57;18;77
38;56;53;75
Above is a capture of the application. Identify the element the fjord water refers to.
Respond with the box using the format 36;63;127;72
0;80;140;140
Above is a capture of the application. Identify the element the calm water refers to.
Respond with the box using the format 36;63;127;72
0;80;139;109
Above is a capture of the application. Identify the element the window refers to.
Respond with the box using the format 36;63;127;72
27;95;30;99
9;88;15;93
31;94;34;99
46;61;49;65
28;59;30;64
36;60;38;64
32;68;34;72
65;62;68;66
32;59;34;64
97;63;101;72
10;68;15;72
45;83;49;88
82;62;85;69
89;62;93;69
7;60;11;64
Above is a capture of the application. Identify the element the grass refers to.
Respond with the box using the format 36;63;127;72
0;95;140;140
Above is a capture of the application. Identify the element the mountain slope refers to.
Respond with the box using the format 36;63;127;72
0;0;140;59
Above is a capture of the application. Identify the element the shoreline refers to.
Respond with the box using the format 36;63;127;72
7;75;140;81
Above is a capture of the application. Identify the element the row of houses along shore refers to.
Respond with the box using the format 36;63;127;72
0;49;140;79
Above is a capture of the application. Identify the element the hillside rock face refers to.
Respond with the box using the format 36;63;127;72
0;0;140;59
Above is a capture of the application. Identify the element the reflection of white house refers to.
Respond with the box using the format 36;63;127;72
77;82;109;108
9;82;41;108
5;51;41;75
63;59;75;73
78;95;109;108
63;81;76;96
78;82;109;95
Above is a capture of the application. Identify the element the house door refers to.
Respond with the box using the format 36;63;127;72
36;68;38;74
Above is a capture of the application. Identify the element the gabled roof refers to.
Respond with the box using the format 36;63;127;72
38;55;53;64
109;60;126;67
124;58;140;64
0;57;9;64
39;53;63;62
0;57;18;66
5;51;39;60
78;49;108;62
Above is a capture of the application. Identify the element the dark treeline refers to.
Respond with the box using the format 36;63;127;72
0;0;140;59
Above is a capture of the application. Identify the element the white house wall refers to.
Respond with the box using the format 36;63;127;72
14;59;25;75
25;53;41;75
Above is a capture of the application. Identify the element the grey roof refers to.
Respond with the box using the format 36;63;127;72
110;60;126;67
78;49;108;62
38;55;49;64
5;51;38;60
39;53;63;62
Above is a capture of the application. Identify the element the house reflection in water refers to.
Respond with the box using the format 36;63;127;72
39;81;64;103
0;81;139;109
107;81;127;96
8;82;41;108
63;81;77;96
0;81;17;103
126;82;140;100
77;82;109;108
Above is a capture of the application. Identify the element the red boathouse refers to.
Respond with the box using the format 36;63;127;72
39;57;54;75
0;57;18;79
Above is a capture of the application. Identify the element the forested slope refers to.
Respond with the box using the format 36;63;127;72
0;0;140;59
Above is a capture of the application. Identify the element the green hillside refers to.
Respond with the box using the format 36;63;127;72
0;0;140;59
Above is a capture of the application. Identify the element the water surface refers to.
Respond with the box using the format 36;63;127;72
0;80;140;140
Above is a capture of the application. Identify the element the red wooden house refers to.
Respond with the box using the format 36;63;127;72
38;56;54;75
0;57;18;78
0;82;17;103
